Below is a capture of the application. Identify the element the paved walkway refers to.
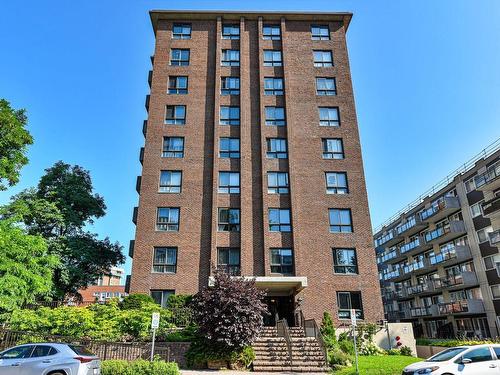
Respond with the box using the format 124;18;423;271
181;371;325;375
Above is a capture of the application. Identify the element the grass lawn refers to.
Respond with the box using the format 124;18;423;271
333;355;423;375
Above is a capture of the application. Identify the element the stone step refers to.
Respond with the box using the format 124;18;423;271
253;365;329;372
255;355;326;361
254;360;326;366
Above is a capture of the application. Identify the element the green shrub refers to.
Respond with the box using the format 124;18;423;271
400;345;413;356
328;347;353;370
359;341;384;356
320;312;337;349
101;359;179;375
386;348;401;355
166;294;192;308
415;338;498;347
338;337;355;356
186;338;253;369
120;294;155;310
163;326;197;342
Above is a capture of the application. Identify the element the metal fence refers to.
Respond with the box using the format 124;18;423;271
0;329;175;362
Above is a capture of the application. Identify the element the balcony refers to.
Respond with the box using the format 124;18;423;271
375;229;402;248
428;245;473;268
399;236;430;257
424;221;466;245
139;147;144;165
402;259;427;276
148;70;153;88
395;215;427;237
145;94;150;112
433;271;478;291
136;176;142;194
410;305;439;318
438;299;485;315
406;281;436;297
475;164;500;192
142;120;147;137
490;230;500;247
381;268;402;282
125;275;131;294
377;249;398;266
128;240;135;258
420;196;461;223
387;310;407;321
132;206;138;225
482;196;500;220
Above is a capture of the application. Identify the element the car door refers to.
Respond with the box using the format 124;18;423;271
0;346;35;375
19;345;58;375
458;346;499;374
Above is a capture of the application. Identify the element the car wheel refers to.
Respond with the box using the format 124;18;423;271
48;372;66;375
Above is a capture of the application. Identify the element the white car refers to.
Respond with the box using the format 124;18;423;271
0;343;100;375
402;344;500;374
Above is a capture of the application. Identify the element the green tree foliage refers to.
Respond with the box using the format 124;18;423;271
101;359;179;375
2;161;124;298
0;219;58;313
120;294;156;310
320;311;337;349
0;99;33;190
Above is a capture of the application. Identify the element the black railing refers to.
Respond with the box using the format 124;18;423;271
304;318;327;365
276;319;292;367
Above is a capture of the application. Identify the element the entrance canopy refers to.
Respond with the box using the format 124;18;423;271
209;276;308;295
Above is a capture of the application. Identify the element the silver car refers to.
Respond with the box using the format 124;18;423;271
0;343;100;375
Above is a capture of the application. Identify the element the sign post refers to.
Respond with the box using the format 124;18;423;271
351;309;359;375
150;312;160;361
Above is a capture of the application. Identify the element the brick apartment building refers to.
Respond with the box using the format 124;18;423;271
374;140;500;338
128;10;383;326
78;267;128;304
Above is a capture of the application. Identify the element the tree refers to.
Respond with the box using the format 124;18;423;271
0;218;58;313
2;161;124;298
0;99;33;190
191;269;268;350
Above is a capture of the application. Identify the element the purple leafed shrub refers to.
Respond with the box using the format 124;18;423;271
191;269;268;350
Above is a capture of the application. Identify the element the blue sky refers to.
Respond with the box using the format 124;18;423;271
1;0;499;278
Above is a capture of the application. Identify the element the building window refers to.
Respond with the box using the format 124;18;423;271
263;24;281;40
313;50;333;67
218;208;240;232
151;290;174;308
267;172;289;194
267;138;288;159
168;76;188;94
316;77;336;96
322;138;344;159
218;172;240;194
464;177;476;193
492;285;500;299
221;77;240;95
263;50;283;67
326;172;348;194
153;247;177;273
218;248;241;275
156;207;180;231
311;25;330;40
172;23;191;39
333;248;358;274
265;106;286;126
470;201;484;218
270;248;294;275
484;254;500;271
222;24;240;39
269;208;291;232
319;107;340;126
329;208;353;233
264;77;284;95
220;106;240;125
221;49;240;66
159;171;182;193
165;105;186;125
477;226;493;244
219;137;240;158
337;291;363;319
162;137;184;158
170;49;190;66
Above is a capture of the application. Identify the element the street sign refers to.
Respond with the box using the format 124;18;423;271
350;309;357;327
151;312;160;329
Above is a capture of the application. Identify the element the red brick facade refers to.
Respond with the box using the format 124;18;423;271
130;10;384;325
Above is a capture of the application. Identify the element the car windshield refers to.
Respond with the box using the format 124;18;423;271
427;347;467;362
69;345;95;356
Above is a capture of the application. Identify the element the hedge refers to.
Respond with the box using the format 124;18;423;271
101;359;179;375
416;338;500;347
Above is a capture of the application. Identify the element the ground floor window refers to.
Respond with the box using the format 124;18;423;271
151;290;174;308
337;291;363;319
456;317;491;339
424;319;451;338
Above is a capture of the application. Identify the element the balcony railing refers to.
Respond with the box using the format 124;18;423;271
217;265;241;276
429;245;471;266
378;250;397;264
410;306;436;318
407;282;435;296
387;310;406;321
424;221;466;244
490;230;500;246
438;299;485;315
382;268;400;281
399;237;422;255
475;163;500;190
482;196;500;218
396;215;426;237
403;260;425;275
433;271;477;290
420;196;460;222
375;230;395;247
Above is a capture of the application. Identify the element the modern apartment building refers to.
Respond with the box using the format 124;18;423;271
128;10;383;326
375;140;500;339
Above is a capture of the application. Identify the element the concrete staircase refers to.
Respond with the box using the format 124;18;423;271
252;326;329;372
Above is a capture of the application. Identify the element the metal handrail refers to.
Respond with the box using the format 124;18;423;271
374;137;500;233
304;319;328;366
276;319;293;367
